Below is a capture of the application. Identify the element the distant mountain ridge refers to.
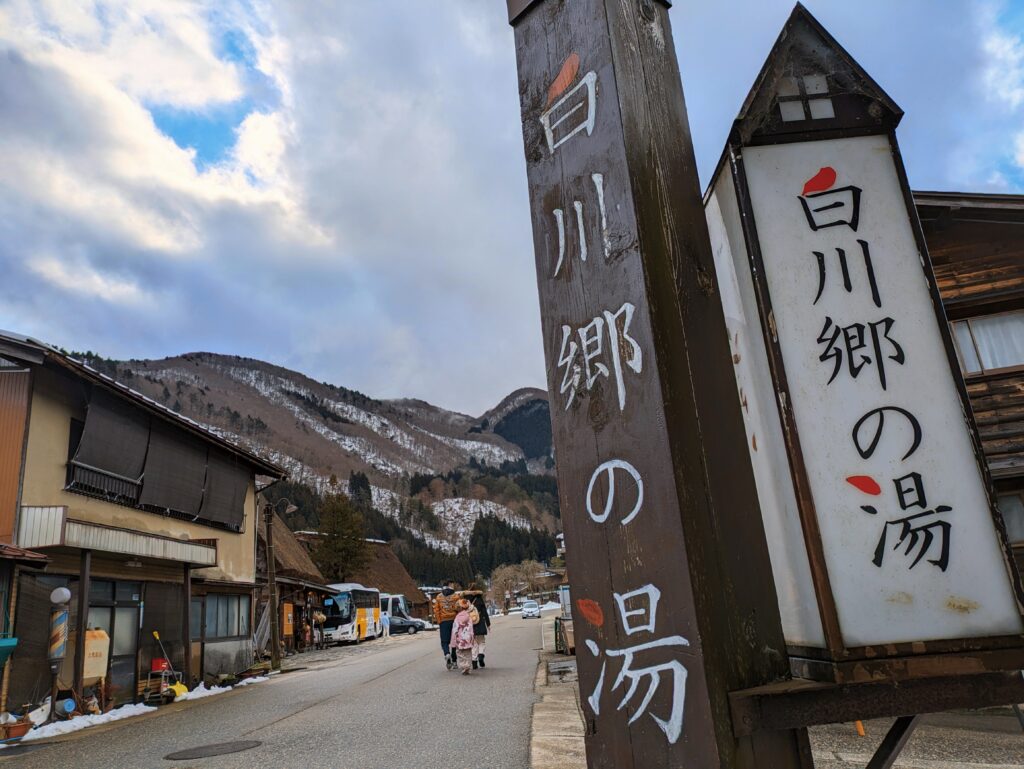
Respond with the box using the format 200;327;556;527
75;351;554;550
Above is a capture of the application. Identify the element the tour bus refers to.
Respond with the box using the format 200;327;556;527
379;593;411;619
323;583;382;644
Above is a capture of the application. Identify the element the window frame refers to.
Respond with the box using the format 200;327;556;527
199;593;253;642
950;310;1024;377
997;491;1024;546
776;73;836;124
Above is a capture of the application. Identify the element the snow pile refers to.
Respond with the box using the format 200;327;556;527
174;682;232;701
234;676;269;687
174;675;269;702
541;602;561;611
15;703;155;744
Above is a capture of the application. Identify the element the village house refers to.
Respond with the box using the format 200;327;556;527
346;540;429;619
255;512;334;654
292;532;429;619
917;192;1024;570
0;332;284;709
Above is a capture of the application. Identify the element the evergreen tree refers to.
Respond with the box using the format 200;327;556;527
313;494;369;581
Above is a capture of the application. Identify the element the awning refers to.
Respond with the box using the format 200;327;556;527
17;506;217;567
0;543;49;566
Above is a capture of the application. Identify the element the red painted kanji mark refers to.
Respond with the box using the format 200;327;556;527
846;475;882;495
577;598;605;627
547;52;580;107
802;166;837;195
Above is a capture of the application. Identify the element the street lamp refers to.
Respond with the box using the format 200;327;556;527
46;586;71;724
264;498;297;672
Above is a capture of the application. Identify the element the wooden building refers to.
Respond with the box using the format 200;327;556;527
0;333;284;707
917;191;1024;569
343;540;429;619
255;512;333;654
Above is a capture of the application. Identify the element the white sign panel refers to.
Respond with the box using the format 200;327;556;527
707;175;826;648
743;134;1023;647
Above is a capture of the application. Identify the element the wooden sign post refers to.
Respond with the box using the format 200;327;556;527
509;1;809;766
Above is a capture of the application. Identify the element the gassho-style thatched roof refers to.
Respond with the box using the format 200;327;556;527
257;511;327;586
347;541;428;607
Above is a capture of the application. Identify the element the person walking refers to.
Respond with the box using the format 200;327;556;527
432;580;461;669
464;585;490;669
381;610;391;639
451;598;476;675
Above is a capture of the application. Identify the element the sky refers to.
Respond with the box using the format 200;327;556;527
1;1;1022;416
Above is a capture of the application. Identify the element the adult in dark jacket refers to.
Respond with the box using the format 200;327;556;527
464;587;491;669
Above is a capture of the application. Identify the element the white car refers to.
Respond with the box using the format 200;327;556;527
521;600;540;619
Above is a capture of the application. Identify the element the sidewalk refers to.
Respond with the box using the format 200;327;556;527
528;617;1024;769
530;616;586;769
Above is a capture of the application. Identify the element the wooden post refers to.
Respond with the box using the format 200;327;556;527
509;1;810;766
264;503;281;671
73;549;90;699
182;563;192;685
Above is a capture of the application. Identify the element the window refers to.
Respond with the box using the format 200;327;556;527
202;594;252;639
952;311;1024;374
998;493;1024;544
89;580;114;603
778;73;835;123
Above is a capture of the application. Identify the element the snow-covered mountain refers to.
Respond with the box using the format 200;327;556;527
80;352;553;549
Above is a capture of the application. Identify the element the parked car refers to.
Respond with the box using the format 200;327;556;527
521;600;541;619
389;615;427;635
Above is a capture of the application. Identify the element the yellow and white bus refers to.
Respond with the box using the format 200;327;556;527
324;583;381;644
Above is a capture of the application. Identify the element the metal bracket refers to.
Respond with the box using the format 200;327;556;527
866;716;919;769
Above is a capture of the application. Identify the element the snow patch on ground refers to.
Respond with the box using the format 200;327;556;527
235;676;269;687
14;703;156;744
175;676;268;702
174;682;232;701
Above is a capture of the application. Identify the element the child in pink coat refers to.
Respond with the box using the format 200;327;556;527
451;598;476;675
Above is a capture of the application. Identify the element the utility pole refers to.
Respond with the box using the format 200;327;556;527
508;1;809;766
264;502;281;672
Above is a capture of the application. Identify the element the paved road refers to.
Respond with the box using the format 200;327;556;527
2;614;544;769
810;711;1024;768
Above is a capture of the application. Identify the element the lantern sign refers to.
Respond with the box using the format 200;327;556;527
707;5;1024;681
509;1;806;767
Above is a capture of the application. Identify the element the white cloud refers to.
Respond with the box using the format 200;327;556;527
1015;132;1024;169
3;0;1021;416
3;0;244;109
29;256;150;306
980;4;1024;110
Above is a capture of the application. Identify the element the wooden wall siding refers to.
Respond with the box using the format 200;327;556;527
924;219;1024;316
0;371;30;543
966;370;1024;481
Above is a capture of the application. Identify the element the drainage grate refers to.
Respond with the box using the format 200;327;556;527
164;741;262;760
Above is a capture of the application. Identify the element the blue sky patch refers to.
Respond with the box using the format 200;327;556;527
152;101;253;168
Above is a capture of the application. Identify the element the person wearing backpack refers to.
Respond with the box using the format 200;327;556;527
463;585;491;670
